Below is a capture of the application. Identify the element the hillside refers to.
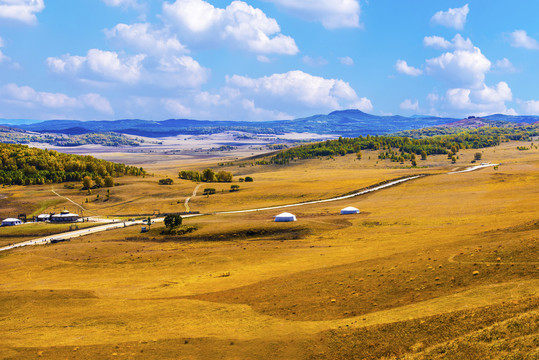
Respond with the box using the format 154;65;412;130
7;110;539;138
0;143;145;186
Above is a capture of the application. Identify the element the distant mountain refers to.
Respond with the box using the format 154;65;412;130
5;110;539;138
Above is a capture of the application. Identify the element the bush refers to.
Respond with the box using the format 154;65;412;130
203;188;216;195
244;176;253;182
158;178;173;185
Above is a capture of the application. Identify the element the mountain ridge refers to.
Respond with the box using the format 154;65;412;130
2;110;538;138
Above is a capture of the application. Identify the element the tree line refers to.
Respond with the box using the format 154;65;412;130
178;168;233;182
269;126;539;165
0;143;145;186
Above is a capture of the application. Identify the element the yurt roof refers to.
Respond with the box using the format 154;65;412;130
275;212;295;217
2;218;21;222
341;206;359;211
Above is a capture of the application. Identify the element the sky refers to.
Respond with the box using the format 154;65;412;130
0;0;539;121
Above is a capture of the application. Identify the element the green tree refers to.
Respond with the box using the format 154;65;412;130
104;176;114;187
202;168;215;182
164;214;182;229
474;152;482;161
82;176;93;190
244;176;253;182
230;184;240;192
95;176;104;188
421;150;427;160
356;150;362;160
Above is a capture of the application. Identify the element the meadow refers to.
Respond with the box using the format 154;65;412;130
0;140;537;359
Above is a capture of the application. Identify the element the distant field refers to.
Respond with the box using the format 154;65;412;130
0;140;537;359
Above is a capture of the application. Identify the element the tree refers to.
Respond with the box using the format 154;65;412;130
202;168;215;182
244;176;253;182
104;176;114;187
230;184;240;192
421;150;427;160
82;176;93;190
158;178;173;185
474;152;482;161
356;150;362;160
203;188;216;195
95;176;104;188
147;216;152;229
216;170;233;182
164;214;182;229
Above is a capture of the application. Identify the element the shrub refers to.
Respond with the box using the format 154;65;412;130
244;176;253;182
158;178;173;185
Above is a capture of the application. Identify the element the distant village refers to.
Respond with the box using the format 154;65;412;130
1;209;81;227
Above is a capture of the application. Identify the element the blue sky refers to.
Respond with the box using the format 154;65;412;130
0;0;539;121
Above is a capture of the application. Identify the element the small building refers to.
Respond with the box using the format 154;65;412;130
340;206;360;215
50;210;80;223
36;214;51;222
274;212;297;222
2;218;22;226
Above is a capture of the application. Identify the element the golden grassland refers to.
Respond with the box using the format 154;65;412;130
0;141;538;359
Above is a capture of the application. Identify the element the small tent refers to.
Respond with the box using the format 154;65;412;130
340;206;360;215
2;218;22;226
274;212;297;222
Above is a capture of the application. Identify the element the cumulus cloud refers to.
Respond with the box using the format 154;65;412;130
339;56;354;66
423;34;473;50
0;0;44;25
494;58;516;73
47;49;209;88
226;70;369;113
518;100;539;115
425;47;491;88
431;4;469;30
509;30;539;50
105;23;187;55
263;0;360;29
163;0;298;55
445;82;513;115
400;99;419;111
0;83;114;115
395;60;422;76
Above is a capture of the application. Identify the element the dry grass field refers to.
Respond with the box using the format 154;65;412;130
0;141;538;359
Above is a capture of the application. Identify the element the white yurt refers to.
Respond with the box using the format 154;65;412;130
2;218;22;226
274;212;297;222
340;206;360;215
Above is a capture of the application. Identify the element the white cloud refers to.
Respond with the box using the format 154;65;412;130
47;50;146;84
425;47;491;88
431;4;469;30
226;70;369;113
102;0;145;12
105;23;187;55
163;0;298;55
162;98;191;116
0;83;114;115
263;0;360;29
350;97;373;112
423;34;473;50
509;30;539;50
400;99;419;111
494;58;516;73
79;93;114;115
395;60;422;76
86;49;146;84
339;56;354;66
48;49;209;88
519;100;539;115
302;55;328;67
256;55;271;63
445;82;513;116
0;0;44;25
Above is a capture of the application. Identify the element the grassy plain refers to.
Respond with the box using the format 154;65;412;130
0;140;538;359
